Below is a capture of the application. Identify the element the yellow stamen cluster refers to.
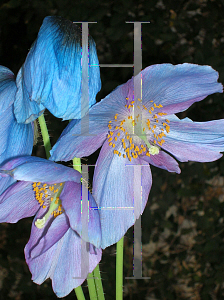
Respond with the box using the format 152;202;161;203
32;182;63;217
106;98;170;161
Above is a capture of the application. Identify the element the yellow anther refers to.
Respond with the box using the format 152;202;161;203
127;135;130;140
121;138;124;142
156;120;159;123
159;104;163;108
135;146;139;152
108;137;112;142
115;137;118;141
42;205;46;209
37;182;41;186
154;140;156;144
138;98;141;102
153;125;156;129
143;147;146;152
118;152;121;157
109;142;113;146
143;128;145;131
165;126;170;133
125;105;127;108
115;126;119;130
150;100;153;102
109;121;112;123
33;183;36;187
165;119;170;123
149;110;152;114
126;97;129;100
154;115;158;119
117;132;120;136
141;145;144;148
112;144;115;148
123;154;126;158
130;137;133;143
125;148;130;153
146;152;151;157
154;103;157;107
150;107;154;111
137;105;140;109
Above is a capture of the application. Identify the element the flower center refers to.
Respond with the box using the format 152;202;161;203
32;182;64;228
107;98;170;162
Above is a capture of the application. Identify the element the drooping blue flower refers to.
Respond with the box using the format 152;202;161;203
50;63;224;249
15;16;101;124
0;156;102;297
0;66;33;194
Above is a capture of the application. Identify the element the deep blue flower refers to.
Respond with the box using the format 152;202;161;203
0;66;33;194
0;156;101;297
50;63;224;248
15;16;101;124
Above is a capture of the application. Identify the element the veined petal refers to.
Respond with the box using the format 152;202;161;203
136;63;223;114
15;16;101;123
142;150;181;173
0;156;81;183
50;80;131;161
14;67;45;124
0;181;38;222
92;140;152;249
162;116;224;162
25;227;102;298
52;229;102;298
27;210;70;258
61;181;101;248
0;66;16;112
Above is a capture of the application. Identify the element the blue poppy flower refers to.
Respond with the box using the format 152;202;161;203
0;156;102;297
15;16;101;124
50;63;224;248
0;66;33;194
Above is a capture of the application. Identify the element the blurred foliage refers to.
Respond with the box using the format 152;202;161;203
0;0;224;299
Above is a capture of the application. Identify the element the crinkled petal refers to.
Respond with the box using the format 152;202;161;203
27;209;70;258
0;156;81;183
92;140;151;249
134;63;223;115
0;65;16;112
141;150;181;173
14;67;45;124
162;116;224;162
60;181;101;248
0;181;38;222
25;227;102;298
15;16;101;123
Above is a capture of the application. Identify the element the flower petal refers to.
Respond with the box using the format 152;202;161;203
92;140;152;249
0;181;38;222
141;150;181;173
25;227;102;298
162;116;224;162
138;63;223;114
14;67;45;124
50;77;132;161
60;181;101;248
51;230;102;298
0;156;81;183
27;209;70;258
15;16;101;123
0;66;16;112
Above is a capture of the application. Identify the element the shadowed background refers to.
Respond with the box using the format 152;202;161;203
0;0;224;299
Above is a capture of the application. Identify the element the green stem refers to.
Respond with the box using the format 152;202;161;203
93;264;105;300
38;114;51;159
74;286;86;300
87;272;98;300
116;237;124;300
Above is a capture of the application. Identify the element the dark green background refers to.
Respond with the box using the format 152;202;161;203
0;0;224;299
